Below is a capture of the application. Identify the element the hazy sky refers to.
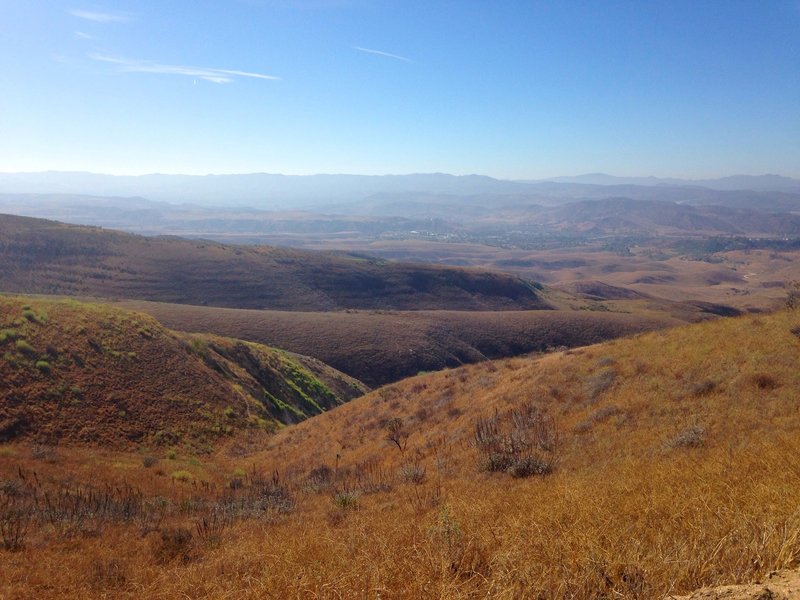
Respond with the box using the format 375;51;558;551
1;0;798;178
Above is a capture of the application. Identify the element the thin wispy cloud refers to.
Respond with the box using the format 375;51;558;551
74;31;95;40
89;54;280;84
69;9;133;23
353;46;411;62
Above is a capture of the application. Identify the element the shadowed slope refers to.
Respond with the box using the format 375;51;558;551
0;214;549;311
114;298;687;386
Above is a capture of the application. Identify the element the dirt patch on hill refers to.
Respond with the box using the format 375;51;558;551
671;570;800;599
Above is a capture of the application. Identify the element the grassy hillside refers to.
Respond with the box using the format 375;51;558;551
114;298;689;386
0;214;549;311
0;296;366;448
2;307;799;597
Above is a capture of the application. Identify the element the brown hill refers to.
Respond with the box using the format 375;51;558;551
553;279;652;300
113;298;687;386
0;295;366;448
0;213;549;311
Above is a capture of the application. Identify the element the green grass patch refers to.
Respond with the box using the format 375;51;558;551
22;309;47;324
15;339;36;356
170;470;193;482
0;329;20;344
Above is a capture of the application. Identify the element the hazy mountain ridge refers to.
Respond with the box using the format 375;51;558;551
534;172;800;192
1;171;799;211
3;192;799;246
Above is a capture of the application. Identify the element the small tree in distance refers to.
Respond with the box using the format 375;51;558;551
786;280;800;310
384;417;409;453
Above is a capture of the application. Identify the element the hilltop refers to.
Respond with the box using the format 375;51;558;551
0;214;548;311
0;295;366;449
1;306;799;597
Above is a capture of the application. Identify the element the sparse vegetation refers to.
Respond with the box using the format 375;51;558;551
0;296;365;447
667;424;707;449
2;258;800;597
384;417;409;453
473;401;558;476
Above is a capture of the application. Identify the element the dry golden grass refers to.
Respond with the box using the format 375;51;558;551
2;308;800;598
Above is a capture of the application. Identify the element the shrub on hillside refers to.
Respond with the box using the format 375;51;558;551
507;455;553;478
89;559;127;591
473;402;558;478
667;425;707;449
152;527;194;564
0;500;30;552
400;461;426;485
0;329;20;344
305;464;334;492
384;417;409;453
14;339;36;357
584;370;616;403
786;281;800;310
573;405;623;434
332;488;360;511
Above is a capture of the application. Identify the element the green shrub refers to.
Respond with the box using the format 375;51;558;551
171;470;193;482
332;489;360;511
35;360;51;374
165;449;177;460
22;310;47;325
0;329;19;344
14;339;36;356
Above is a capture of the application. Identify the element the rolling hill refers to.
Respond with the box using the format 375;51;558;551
0;214;549;311
1;303;799;598
112;298;689;386
0;295;366;448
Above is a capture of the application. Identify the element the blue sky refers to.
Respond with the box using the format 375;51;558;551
1;0;798;178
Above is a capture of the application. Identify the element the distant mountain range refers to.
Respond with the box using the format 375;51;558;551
531;173;800;192
0;171;798;210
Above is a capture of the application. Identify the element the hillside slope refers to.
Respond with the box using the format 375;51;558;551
0;296;366;448
241;307;800;597
116;298;688;386
2;307;799;598
0;214;549;311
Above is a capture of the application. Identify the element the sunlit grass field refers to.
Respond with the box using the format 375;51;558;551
2;307;800;598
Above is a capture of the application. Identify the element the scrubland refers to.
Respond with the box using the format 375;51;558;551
2;307;800;598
